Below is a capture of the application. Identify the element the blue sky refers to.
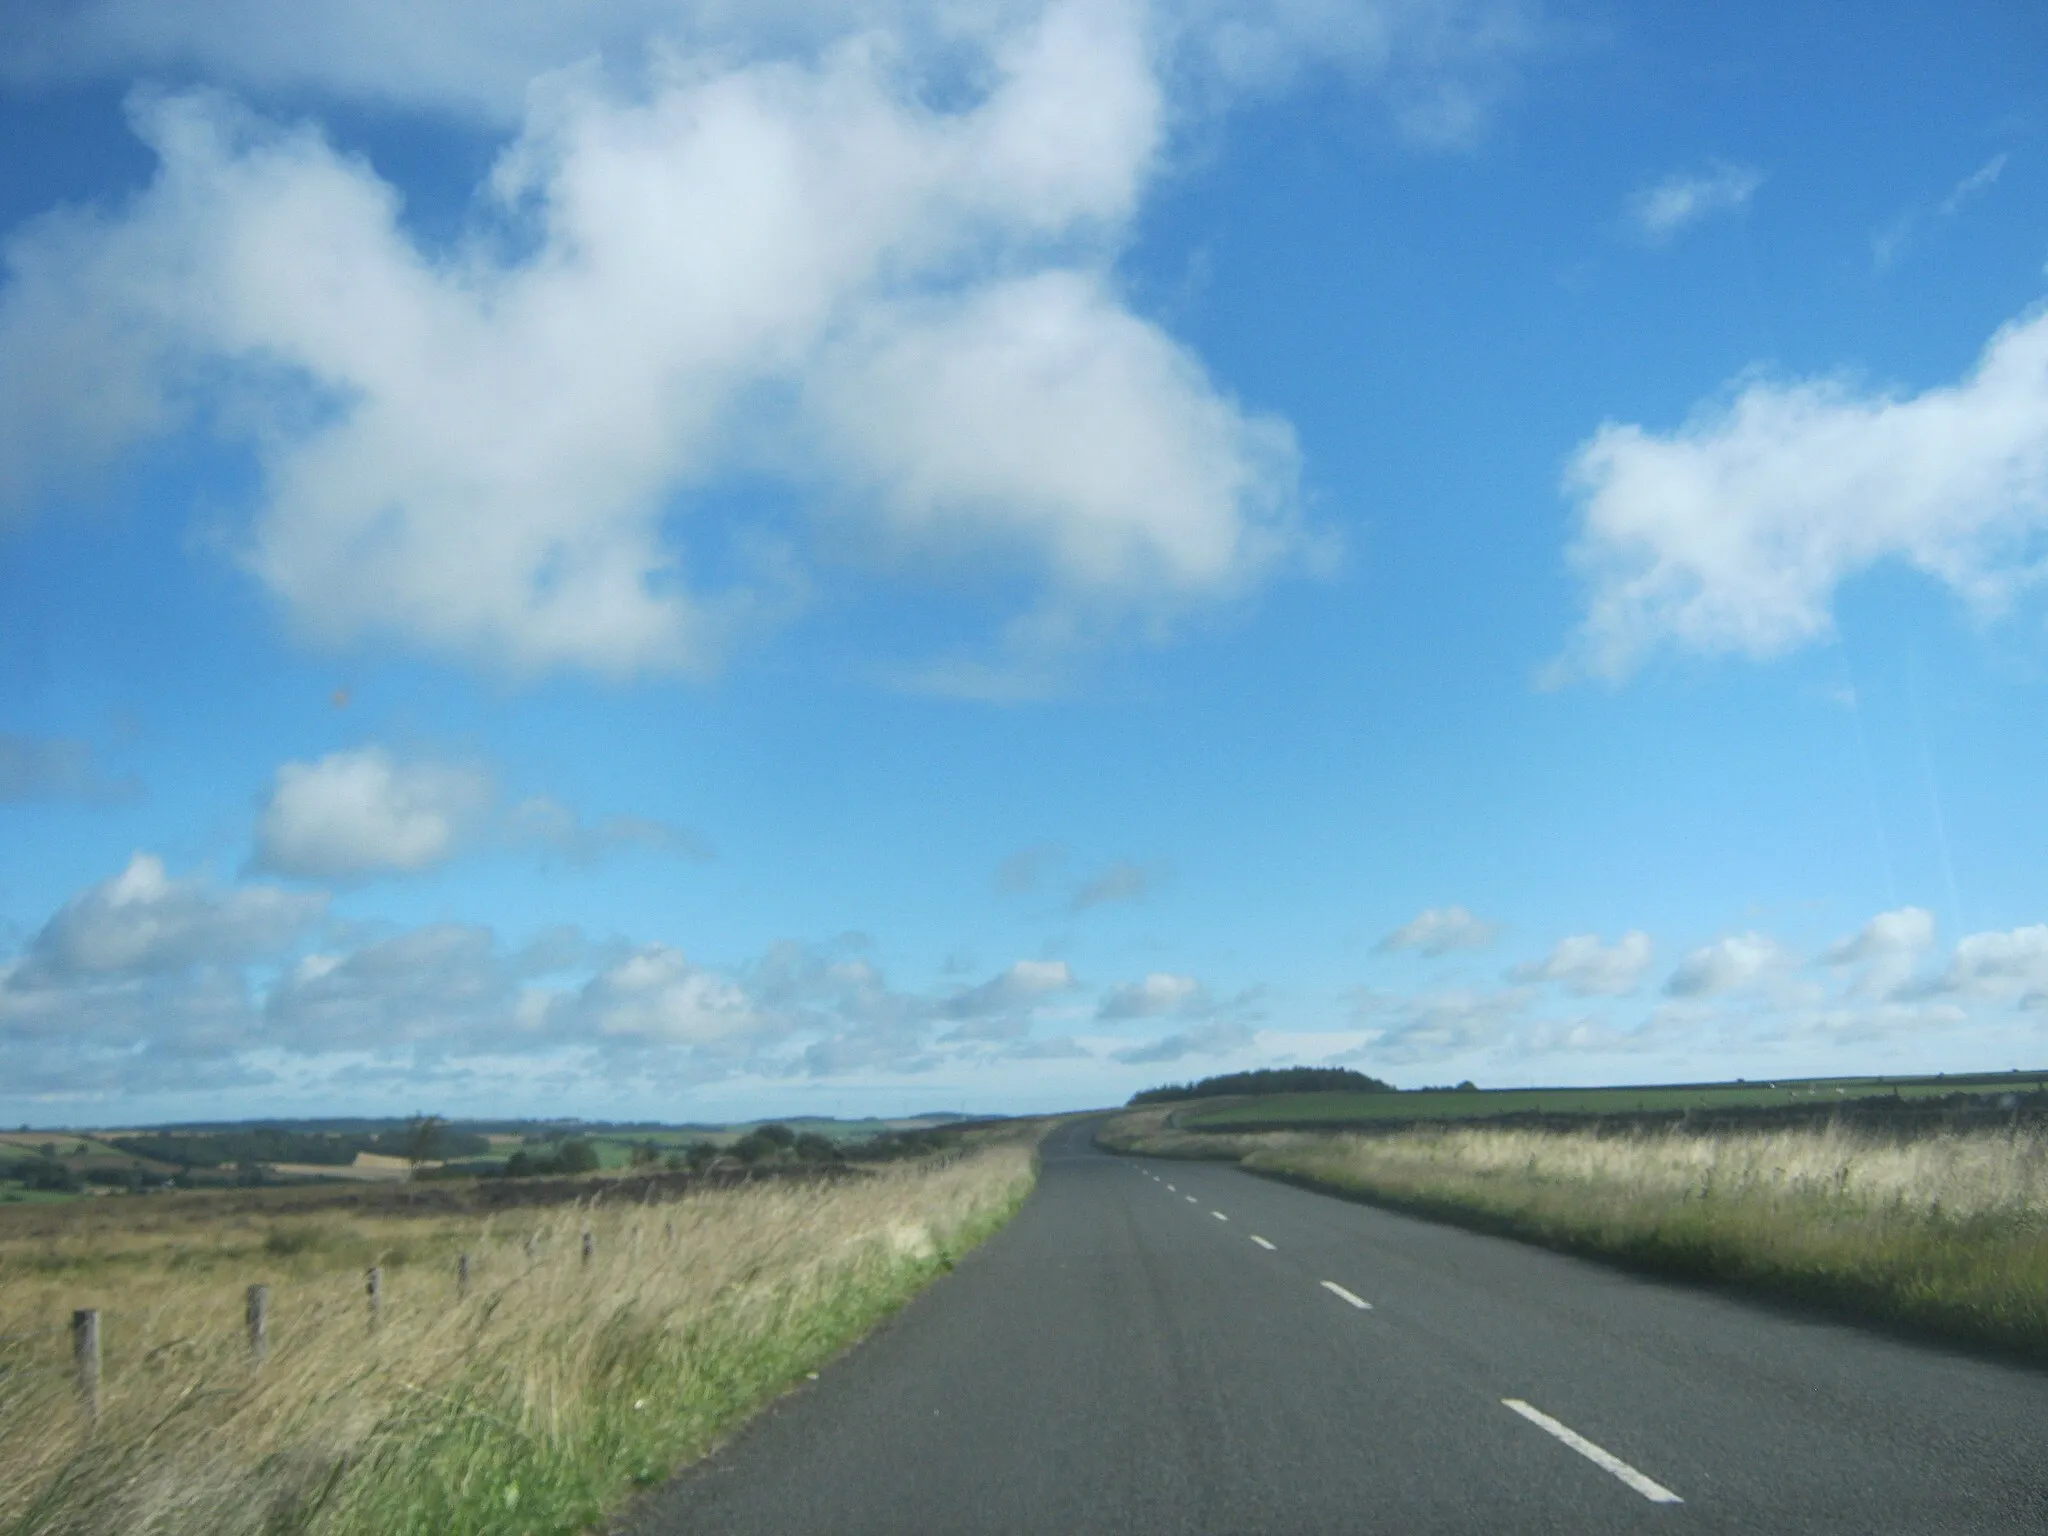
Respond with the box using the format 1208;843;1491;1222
3;0;2047;1125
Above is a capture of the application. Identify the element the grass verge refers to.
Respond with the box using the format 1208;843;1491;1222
0;1136;1038;1536
1098;1108;2048;1360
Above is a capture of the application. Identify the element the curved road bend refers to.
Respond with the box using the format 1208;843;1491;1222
623;1118;2048;1534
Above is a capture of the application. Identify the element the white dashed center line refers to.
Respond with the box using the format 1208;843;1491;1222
1320;1280;1372;1310
1165;1184;1176;1192
1211;1211;1228;1221
1249;1235;1276;1251
1185;1195;1199;1203
1500;1400;1683;1505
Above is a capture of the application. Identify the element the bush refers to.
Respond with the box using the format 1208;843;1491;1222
845;1129;947;1162
793;1133;840;1162
553;1138;600;1173
15;1158;80;1192
499;1139;600;1179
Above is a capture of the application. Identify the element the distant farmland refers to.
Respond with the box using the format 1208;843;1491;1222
1172;1071;2048;1132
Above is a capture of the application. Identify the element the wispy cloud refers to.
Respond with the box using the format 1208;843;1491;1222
1873;153;2007;269
1111;1019;1253;1065
1625;161;1764;246
1071;860;1160;912
1377;904;1499;956
1097;971;1205;1020
994;842;1067;896
0;733;139;805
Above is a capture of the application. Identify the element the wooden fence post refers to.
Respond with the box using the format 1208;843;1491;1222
366;1266;383;1327
72;1308;101;1428
246;1284;269;1363
457;1252;471;1298
581;1229;595;1265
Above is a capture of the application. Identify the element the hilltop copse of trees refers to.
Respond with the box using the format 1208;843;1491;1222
1129;1067;1395;1105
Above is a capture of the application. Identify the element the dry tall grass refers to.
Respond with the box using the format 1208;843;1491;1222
1246;1122;2048;1354
1096;1105;2048;1356
0;1142;1036;1536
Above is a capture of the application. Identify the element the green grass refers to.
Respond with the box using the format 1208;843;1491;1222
1176;1071;2048;1130
312;1181;1029;1535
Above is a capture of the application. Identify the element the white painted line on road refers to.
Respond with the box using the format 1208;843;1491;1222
1249;1235;1276;1250
1500;1400;1682;1505
1185;1195;1199;1204
1320;1280;1372;1310
1211;1211;1228;1221
1166;1184;1176;1191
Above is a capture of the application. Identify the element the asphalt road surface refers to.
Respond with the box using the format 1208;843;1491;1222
624;1119;2048;1534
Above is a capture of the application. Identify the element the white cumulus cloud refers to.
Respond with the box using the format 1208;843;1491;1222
1664;931;1791;998
573;943;775;1049
1822;905;1937;998
1510;930;1652;996
0;6;1310;680
255;749;493;878
254;747;707;877
1555;302;2048;682
1925;924;2048;1008
19;852;324;981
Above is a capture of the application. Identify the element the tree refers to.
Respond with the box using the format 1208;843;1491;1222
629;1140;662;1168
404;1114;446;1177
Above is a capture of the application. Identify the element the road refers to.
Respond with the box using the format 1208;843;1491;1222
624;1118;2048;1533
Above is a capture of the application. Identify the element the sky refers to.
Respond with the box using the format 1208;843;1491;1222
2;0;2047;1126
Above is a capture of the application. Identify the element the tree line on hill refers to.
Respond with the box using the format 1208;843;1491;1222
108;1125;492;1169
2;1118;973;1195
495;1124;954;1179
1128;1067;1395;1105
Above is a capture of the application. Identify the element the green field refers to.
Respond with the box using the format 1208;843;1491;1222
1175;1071;2048;1130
